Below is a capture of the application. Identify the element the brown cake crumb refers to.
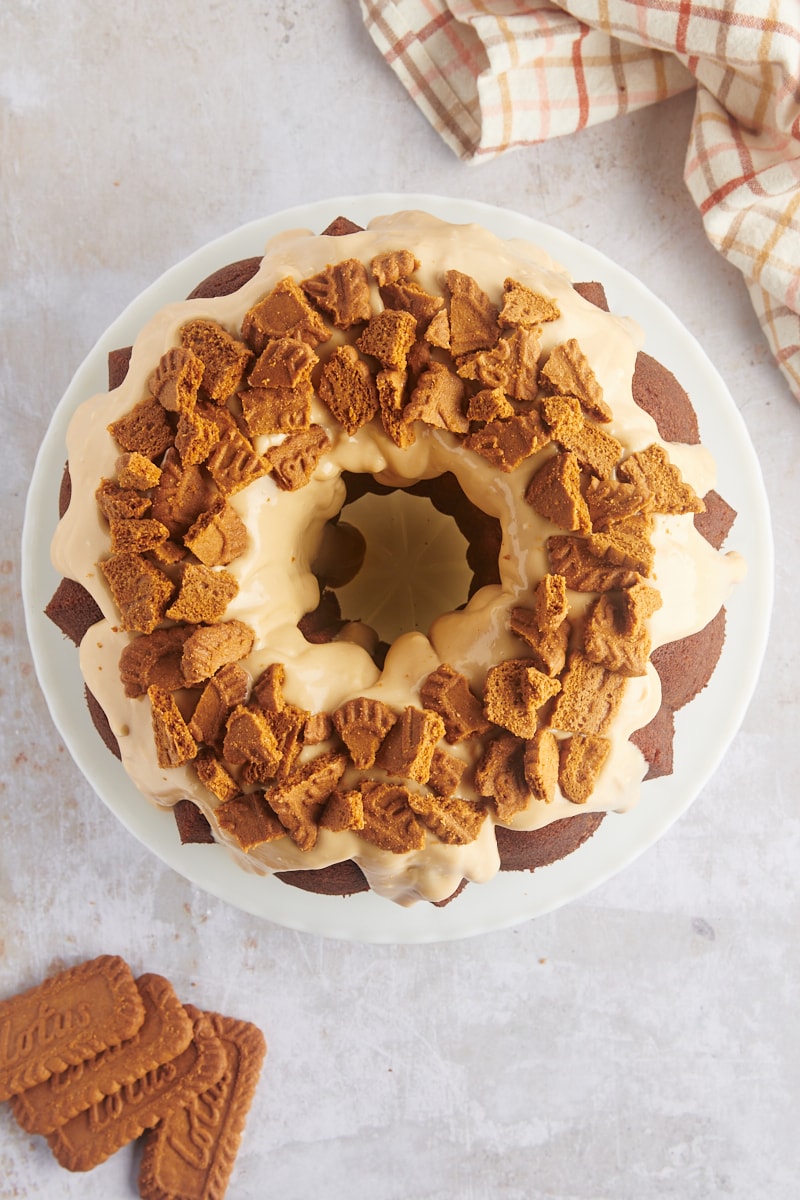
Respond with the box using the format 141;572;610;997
301;259;372;329
109;398;174;460
188;663;250;745
115;452;162;491
618;443;705;515
445;270;500;356
172;798;214;844
524;450;591;533
464;411;550;472
119;626;193;697
109;517;170;555
265;425;331;491
99;553;174;634
375;706;446;784
265;752;349;851
180;319;253;402
181;620;255;686
166;563;239;624
205;427;271;496
215;791;286;851
483;659;561;739
499;279;560;328
549;651;626;735
358;780;426;853
44;577;103;647
148;346;204;413
318;345;379;435
405;363;468;434
407;793;487;845
147;685;198;769
357;308;417;370
523;729;560;803
184;498;248;567
474;734;528;821
194;749;240;802
241;278;331;353
320;788;365;833
420;664;489;743
240;382;313;436
540;338;611;421
558;734;611;803
332;696;398;769
457;327;541;401
96;480;152;522
370;250;419;286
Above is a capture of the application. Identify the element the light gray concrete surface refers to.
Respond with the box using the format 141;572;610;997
1;3;797;1196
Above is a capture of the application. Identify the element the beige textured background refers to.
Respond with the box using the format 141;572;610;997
1;3;798;1197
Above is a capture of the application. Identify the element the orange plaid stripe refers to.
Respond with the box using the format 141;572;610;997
361;0;800;402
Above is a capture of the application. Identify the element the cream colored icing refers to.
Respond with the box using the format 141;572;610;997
52;211;746;906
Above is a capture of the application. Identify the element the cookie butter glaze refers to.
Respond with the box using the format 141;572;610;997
52;212;746;905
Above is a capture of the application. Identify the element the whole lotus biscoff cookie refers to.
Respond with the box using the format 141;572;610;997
0;955;145;1102
139;1005;267;1200
47;1011;226;1173
11;972;193;1136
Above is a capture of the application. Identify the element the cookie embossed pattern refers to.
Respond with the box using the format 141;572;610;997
22;195;771;943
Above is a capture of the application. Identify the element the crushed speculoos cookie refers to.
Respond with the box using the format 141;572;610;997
358;780;426;854
404;362;469;434
467;388;514;424
423;308;450;349
303;711;334;745
118;626;193;698
376;368;414;448
240;382;313;436
115;452;162;491
375;706;446;784
499;279;560;328
248;336;318;390
179;319;253;402
215;791;286;852
587;512;655;577
265;425;331;491
356;308;417;370
457;326;541;401
188;663;250;746
547;535;640;592
319;788;365;833
222;705;281;771
318;344;379;435
252;663;286;713
408;793;487;845
241;277;331;353
445;269;500;356
265;704;310;783
332;696;398;769
165;562;239;624
148;346;204;413
174;408;221;467
205;427;271;496
183;497;248;567
109;397;174;460
585;477;651;527
427;746;467;797
96;479;152;522
540;394;621;478
181;620;255;686
523;729;560;803
193;749;240;802
380;279;444;333
474;733;528;821
151;451;217;538
99;553;174;634
524;449;592;533
419;663;489;743
583;582;662;676
617;443;705;514
301;259;372;329
509;574;571;677
147;685;198;769
108;517;170;555
149;538;187;566
539;338;611;422
483;659;561;739
265;751;349;851
370;249;419;287
558;733;611;804
549;651;626;735
464;411;550;472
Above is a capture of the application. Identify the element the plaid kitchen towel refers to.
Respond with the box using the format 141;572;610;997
360;0;800;403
